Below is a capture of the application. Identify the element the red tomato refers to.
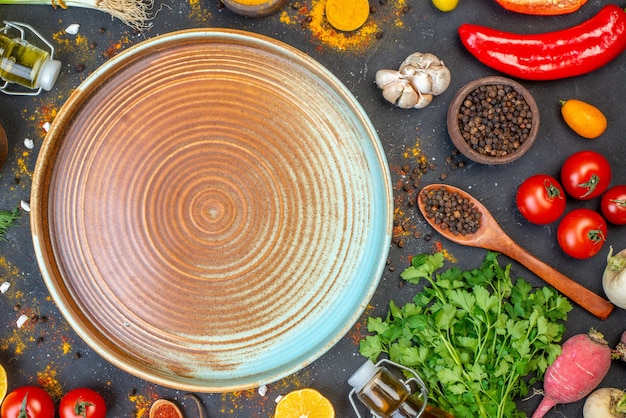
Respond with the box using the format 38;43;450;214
601;185;626;225
1;386;54;418
560;150;611;200
516;174;567;224
59;388;107;418
557;208;607;259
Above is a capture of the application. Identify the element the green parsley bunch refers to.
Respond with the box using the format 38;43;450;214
360;251;572;418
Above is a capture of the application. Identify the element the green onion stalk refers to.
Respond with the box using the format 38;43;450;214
0;0;153;31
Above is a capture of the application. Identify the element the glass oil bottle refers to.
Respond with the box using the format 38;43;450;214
0;21;61;95
349;359;455;418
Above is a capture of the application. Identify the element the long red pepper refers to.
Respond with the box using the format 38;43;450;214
495;0;588;16
458;5;626;80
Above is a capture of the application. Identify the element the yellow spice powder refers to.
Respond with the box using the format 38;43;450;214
308;0;380;51
37;365;64;400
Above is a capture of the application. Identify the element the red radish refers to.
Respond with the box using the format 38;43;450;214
532;329;612;418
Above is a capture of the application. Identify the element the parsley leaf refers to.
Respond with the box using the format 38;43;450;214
0;207;20;241
359;251;572;418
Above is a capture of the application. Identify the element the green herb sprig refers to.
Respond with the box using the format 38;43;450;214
0;208;20;240
359;251;572;418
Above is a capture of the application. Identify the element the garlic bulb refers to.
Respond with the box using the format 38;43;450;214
376;51;451;109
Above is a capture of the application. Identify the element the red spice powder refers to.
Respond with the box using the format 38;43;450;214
152;404;179;418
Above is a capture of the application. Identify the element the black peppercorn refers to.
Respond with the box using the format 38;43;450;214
456;84;532;158
420;186;482;235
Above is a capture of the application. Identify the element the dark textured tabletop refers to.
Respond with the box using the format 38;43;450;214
0;0;624;416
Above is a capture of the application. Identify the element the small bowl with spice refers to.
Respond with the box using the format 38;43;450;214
446;76;539;165
221;0;289;17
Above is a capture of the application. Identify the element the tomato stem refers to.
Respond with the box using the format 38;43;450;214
589;227;606;244
578;174;600;198
543;178;564;200
610;198;626;208
74;397;95;418
18;392;29;418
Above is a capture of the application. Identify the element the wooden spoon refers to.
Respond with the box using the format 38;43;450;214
0;123;8;171
417;184;614;320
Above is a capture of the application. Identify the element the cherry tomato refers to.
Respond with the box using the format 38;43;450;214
59;388;107;418
601;185;626;225
1;386;54;418
516;174;567;224
560;150;611;200
557;208;607;259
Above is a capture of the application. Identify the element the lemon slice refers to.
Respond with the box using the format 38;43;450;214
274;388;335;418
0;364;7;404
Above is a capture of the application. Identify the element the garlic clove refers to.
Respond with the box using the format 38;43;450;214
396;85;420;109
399;65;417;77
400;52;442;71
413;92;433;109
428;65;451;95
375;69;404;89
418;53;442;69
381;80;406;105
399;52;425;71
409;71;433;95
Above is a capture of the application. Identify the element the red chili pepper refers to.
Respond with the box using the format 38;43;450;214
458;5;626;80
495;0;588;15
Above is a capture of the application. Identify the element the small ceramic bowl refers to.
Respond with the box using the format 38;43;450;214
149;399;183;418
221;0;289;17
446;76;540;165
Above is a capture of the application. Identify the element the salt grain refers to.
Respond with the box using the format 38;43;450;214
65;24;80;35
258;385;267;396
0;282;10;294
16;314;28;328
42;122;51;132
24;138;34;149
20;200;30;212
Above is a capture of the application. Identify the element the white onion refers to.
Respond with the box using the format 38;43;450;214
602;246;626;309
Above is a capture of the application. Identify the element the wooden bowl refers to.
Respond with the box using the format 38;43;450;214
446;76;540;165
221;0;289;17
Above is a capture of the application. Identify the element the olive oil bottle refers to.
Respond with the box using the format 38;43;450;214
349;359;455;418
0;22;61;93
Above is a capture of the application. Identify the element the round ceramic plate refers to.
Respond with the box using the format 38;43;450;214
31;29;392;392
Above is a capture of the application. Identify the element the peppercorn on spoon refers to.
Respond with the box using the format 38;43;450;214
418;184;614;320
